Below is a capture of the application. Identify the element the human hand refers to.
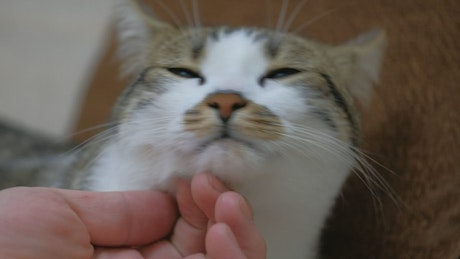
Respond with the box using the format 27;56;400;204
132;173;267;259
0;173;266;259
0;185;176;258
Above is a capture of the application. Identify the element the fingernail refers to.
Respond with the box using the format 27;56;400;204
222;224;237;242
238;196;253;221
206;174;228;193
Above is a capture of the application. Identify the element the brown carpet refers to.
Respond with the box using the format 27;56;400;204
75;1;460;258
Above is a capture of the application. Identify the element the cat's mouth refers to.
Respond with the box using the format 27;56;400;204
197;131;256;152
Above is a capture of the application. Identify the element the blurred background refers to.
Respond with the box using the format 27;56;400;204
0;0;114;138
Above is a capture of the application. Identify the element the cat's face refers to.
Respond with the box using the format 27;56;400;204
111;1;386;184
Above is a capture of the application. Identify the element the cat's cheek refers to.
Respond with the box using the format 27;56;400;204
251;85;308;120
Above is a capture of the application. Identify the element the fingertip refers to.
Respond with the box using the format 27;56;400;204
192;173;228;194
206;223;245;259
175;177;209;229
191;173;229;222
215;192;253;222
210;223;237;244
214;193;267;259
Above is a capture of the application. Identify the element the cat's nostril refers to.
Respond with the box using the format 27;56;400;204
232;102;246;110
206;93;247;121
208;102;219;109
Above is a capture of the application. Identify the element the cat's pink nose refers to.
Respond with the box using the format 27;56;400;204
206;93;247;121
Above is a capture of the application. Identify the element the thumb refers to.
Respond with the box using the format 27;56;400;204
54;189;177;246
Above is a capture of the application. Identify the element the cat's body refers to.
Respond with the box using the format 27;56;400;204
0;1;386;258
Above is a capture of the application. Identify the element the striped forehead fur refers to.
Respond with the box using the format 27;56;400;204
181;27;284;61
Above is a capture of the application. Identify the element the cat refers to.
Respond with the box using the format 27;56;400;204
0;0;387;258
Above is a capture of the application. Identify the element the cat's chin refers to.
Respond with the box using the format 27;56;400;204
197;136;257;153
182;137;269;185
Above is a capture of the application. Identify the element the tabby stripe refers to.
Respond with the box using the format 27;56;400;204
116;66;154;111
122;66;153;92
320;73;358;145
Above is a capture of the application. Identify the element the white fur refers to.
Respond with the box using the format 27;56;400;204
89;32;356;258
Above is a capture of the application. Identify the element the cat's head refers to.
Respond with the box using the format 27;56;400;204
111;0;386;184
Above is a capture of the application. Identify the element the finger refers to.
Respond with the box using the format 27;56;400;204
141;179;212;258
215;192;266;259
175;178;208;229
191;173;229;222
206;223;247;259
93;247;144;259
184;254;206;259
54;189;177;247
170;179;207;255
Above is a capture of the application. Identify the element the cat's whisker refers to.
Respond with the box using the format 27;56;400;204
275;123;403;208
72;129;114;153
342;143;405;208
292;8;337;34
351;162;380;196
351;146;398;176
274;141;324;174
74;127;117;148
353;161;386;199
61;127;118;157
355;158;405;209
275;0;290;33
82;144;113;175
178;0;193;27
124;116;179;140
285;125;353;153
191;0;201;29
274;133;384;203
285;125;362;160
50;126;109;160
282;0;310;33
276;134;321;158
352;168;386;218
66;122;118;139
293;2;357;34
276;130;349;161
127;115;178;126
153;0;184;27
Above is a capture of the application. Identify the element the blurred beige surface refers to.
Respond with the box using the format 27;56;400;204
0;1;114;138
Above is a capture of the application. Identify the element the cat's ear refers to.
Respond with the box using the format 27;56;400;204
328;29;387;105
114;0;174;76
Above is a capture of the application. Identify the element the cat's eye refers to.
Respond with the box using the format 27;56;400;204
264;68;302;80
167;67;203;80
